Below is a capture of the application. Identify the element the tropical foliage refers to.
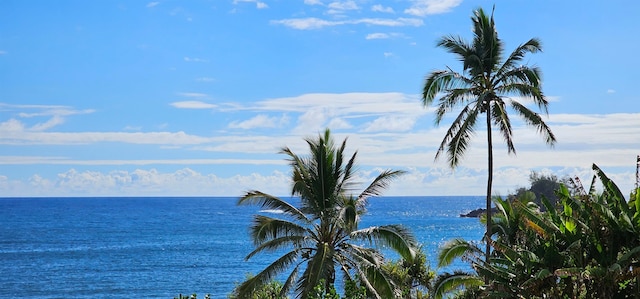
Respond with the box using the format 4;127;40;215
435;164;640;298
234;129;419;299
381;247;434;298
421;6;556;262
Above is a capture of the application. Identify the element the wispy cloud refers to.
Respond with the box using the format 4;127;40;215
233;0;269;9
0;130;213;145
0;103;94;132
271;17;423;30
183;56;209;63
362;115;416;132
327;0;359;14
30;115;65;131
196;77;216;82
146;2;159;8
404;0;462;16
366;33;389;39
365;32;404;40
0;168;290;197
607;89;616;94
228;114;290;129
0;156;284;166
304;0;323;5
0;50;7;55
177;92;208;98
248;92;427;134
371;4;394;13
170;101;216;109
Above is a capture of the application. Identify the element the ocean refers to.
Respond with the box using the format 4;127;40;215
0;196;485;298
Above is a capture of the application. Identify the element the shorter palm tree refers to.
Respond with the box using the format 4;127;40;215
235;129;418;299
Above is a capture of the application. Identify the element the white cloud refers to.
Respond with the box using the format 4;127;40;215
404;0;462;16
177;92;208;98
0;104;94;132
0;156;284;166
366;33;389;39
363;115;416;132
0;119;25;132
170;101;216;109
271;17;423;30
607;89;616;94
30;115;65;131
327;117;352;129
0;50;7;55
228;114;289;129
5;162;636;197
6;168;289;197
146;2;159;8
304;0;323;5
0;130;213;145
233;0;269;9
366;32;404;40
384;52;394;57
2;94;639;197
196;77;216;82
371;4;394;13
327;0;359;14
183;56;209;63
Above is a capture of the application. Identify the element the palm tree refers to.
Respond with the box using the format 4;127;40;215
235;129;418;299
421;7;556;262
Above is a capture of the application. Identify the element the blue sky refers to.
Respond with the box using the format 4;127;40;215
1;0;639;197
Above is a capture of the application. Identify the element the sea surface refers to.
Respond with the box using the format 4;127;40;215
0;196;485;298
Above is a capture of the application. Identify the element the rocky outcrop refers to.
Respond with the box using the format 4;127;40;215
460;207;497;218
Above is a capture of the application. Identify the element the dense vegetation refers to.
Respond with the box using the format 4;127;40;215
435;164;640;298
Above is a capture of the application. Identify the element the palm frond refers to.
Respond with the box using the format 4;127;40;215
235;250;301;297
245;235;310;260
510;101;556;146
490;99;516;154
433;87;478;124
495;38;542;80
432;271;484;299
351;224;418;261
436;104;480;167
438;238;483;267
239;190;309;223
437;35;474;65
248;215;308;246
280;264;300;298
297;242;333;298
358;169;406;200
470;7;502;75
361;264;398;299
422;70;474;107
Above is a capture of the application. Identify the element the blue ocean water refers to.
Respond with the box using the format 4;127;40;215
0;196;484;298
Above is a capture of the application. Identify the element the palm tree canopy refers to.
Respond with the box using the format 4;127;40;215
235;129;417;299
421;7;556;168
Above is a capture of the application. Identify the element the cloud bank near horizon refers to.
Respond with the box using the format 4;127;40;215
1;91;638;197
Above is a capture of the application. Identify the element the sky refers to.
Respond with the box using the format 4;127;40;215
1;0;639;197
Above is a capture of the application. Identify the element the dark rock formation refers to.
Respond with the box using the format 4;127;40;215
460;208;497;218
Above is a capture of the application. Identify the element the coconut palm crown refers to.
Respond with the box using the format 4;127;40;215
235;129;417;299
421;7;556;262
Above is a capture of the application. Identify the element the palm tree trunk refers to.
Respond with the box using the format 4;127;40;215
485;107;493;265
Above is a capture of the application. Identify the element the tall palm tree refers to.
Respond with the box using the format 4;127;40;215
421;7;556;262
235;129;418;299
